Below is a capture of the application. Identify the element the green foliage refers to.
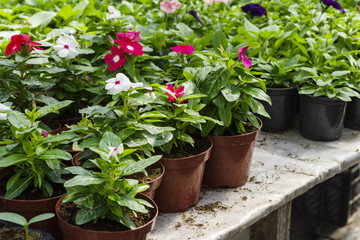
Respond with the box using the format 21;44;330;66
63;132;161;229
0;102;76;198
0;212;54;240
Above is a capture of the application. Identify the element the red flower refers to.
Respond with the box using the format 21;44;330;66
105;45;126;71
5;34;41;56
165;84;185;102
116;31;141;42
170;45;194;55
115;38;143;56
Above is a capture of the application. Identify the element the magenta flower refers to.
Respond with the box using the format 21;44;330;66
238;46;252;69
105;45;126;71
160;0;181;13
171;45;194;55
116;31;141;43
116;38;144;56
5;34;42;56
165;84;185;102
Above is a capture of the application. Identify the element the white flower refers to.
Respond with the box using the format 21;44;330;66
106;6;121;20
53;34;80;59
105;73;144;95
107;144;124;161
144;87;156;99
0;103;11;120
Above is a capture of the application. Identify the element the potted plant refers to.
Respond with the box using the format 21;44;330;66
0;212;55;240
55;131;161;240
193;41;270;188
142;81;221;212
0;101;76;239
296;69;360;141
293;31;360;141
254;55;301;131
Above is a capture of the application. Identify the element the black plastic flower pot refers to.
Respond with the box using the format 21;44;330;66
258;87;298;132
344;97;360;130
299;94;347;141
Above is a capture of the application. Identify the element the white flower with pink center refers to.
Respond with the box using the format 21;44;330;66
107;144;124;161
105;73;144;95
53;34;79;59
106;6;121;20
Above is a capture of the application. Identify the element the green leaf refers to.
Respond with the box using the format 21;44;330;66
28;11;57;28
0;154;28;167
136;123;174;134
37;149;72;161
176;23;194;38
200;68;230;101
244;18;260;36
218;102;232;127
142;131;173;147
0;212;26;226
75;203;107;225
213;29;228;54
6;172;21;191
5;177;32;199
7;112;31;129
64;176;105;188
99;131;121;151
117;194;147;213
37;100;73;119
122;155;161;176
139;111;168;119
221;85;241;102
28;213;55;225
241;87;271;104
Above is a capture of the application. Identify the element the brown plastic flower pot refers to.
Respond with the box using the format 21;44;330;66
154;138;213;213
56;194;158;240
202;127;261;188
0;194;65;240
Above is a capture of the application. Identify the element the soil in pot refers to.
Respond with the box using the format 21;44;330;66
57;201;155;231
56;194;158;240
0;227;42;240
127;162;165;199
154;136;212;213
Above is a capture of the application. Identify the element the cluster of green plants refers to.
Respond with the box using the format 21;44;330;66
0;0;359;231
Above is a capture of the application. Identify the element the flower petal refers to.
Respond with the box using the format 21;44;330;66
242;55;252;68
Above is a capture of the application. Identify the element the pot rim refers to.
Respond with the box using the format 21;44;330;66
0;193;66;204
55;193;158;234
160;136;213;161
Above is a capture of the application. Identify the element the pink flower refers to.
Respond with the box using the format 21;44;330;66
165;84;185;102
238;46;252;68
105;45;126;71
115;38;143;56
5;34;42;56
171;45;194;55
116;31;141;43
160;0;181;13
